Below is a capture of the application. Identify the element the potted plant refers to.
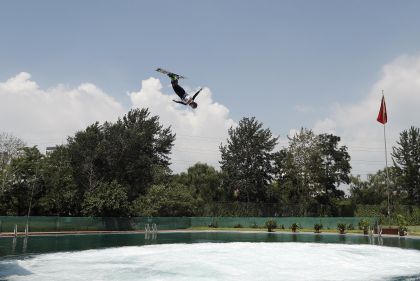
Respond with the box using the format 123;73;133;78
337;223;346;234
397;215;408;236
358;219;370;235
314;223;323;233
265;219;277;232
290;223;299;232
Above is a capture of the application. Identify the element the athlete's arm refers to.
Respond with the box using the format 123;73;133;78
192;88;203;101
173;100;187;105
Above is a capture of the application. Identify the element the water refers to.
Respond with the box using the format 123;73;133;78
1;231;420;281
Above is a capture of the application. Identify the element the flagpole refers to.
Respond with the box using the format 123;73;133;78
382;90;390;217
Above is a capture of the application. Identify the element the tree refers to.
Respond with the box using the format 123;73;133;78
131;184;199;216
314;134;350;205
173;163;222;202
0;147;43;215
220;117;278;202
350;168;399;206
67;108;175;204
38;146;79;216
274;129;351;215
391;126;420;205
0;133;25;190
81;180;129;217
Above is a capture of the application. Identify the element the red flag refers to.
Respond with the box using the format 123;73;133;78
377;95;387;124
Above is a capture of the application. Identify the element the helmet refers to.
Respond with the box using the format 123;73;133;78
190;102;198;109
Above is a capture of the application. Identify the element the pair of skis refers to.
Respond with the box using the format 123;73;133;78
156;68;186;80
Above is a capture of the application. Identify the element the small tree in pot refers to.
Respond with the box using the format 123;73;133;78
290;223;300;232
337;223;346;234
265;219;277;232
397;215;408;236
358;219;370;235
314;223;323;233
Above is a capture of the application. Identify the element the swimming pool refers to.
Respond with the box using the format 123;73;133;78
1;231;420;280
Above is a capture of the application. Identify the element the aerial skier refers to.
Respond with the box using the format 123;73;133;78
156;68;202;109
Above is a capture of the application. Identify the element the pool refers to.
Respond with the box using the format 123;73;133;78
1;231;420;280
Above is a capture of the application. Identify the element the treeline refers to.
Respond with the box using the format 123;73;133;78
0;108;419;217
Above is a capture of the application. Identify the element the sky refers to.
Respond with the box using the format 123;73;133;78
1;0;420;176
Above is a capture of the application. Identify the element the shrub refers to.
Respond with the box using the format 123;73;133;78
337;223;346;234
234;223;243;228
290;223;300;232
314;223;323;233
358;219;370;234
347;224;354;230
265;219;277;232
397;215;408;236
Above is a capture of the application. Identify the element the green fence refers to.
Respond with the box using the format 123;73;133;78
0;216;376;233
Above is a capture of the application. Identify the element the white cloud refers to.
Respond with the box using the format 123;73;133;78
0;73;236;173
129;77;236;173
0;72;125;149
313;55;420;176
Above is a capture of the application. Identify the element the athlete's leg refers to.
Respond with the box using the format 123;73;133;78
170;79;187;100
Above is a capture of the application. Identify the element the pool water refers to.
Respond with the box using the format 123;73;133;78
1;231;420;281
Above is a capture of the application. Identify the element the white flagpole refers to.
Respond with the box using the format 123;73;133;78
382;90;390;216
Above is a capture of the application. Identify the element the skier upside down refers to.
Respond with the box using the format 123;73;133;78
168;74;202;109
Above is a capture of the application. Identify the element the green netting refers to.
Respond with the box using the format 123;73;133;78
0;216;377;232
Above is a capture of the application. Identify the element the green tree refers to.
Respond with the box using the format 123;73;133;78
350;168;399;215
220;117;278;202
314;134;350;206
173;163;222;202
81;180;129;217
38;146;79;216
0;147;43;215
392;126;420;205
274;129;351;215
0;133;25;190
131;184;198;216
67;108;175;205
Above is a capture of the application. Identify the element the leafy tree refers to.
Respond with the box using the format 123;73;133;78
67;108;175;204
131;184;198;216
314;134;350;205
274;129;351;215
81;180;129;217
0;133;25;190
173;163;222;202
38;146;79;216
0;147;43;215
349;168;401;215
220;117;278;202
392;126;420;205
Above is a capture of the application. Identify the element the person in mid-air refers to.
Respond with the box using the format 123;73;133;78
168;74;202;109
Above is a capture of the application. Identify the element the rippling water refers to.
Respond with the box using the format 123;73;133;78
2;242;420;281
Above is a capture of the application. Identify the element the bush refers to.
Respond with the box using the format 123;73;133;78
347;223;354;230
234;223;243;228
358;219;370;234
314;223;323;233
397;214;408;236
265;219;277;232
290;223;300;232
337;223;346;234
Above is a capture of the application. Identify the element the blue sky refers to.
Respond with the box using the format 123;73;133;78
1;0;420;174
